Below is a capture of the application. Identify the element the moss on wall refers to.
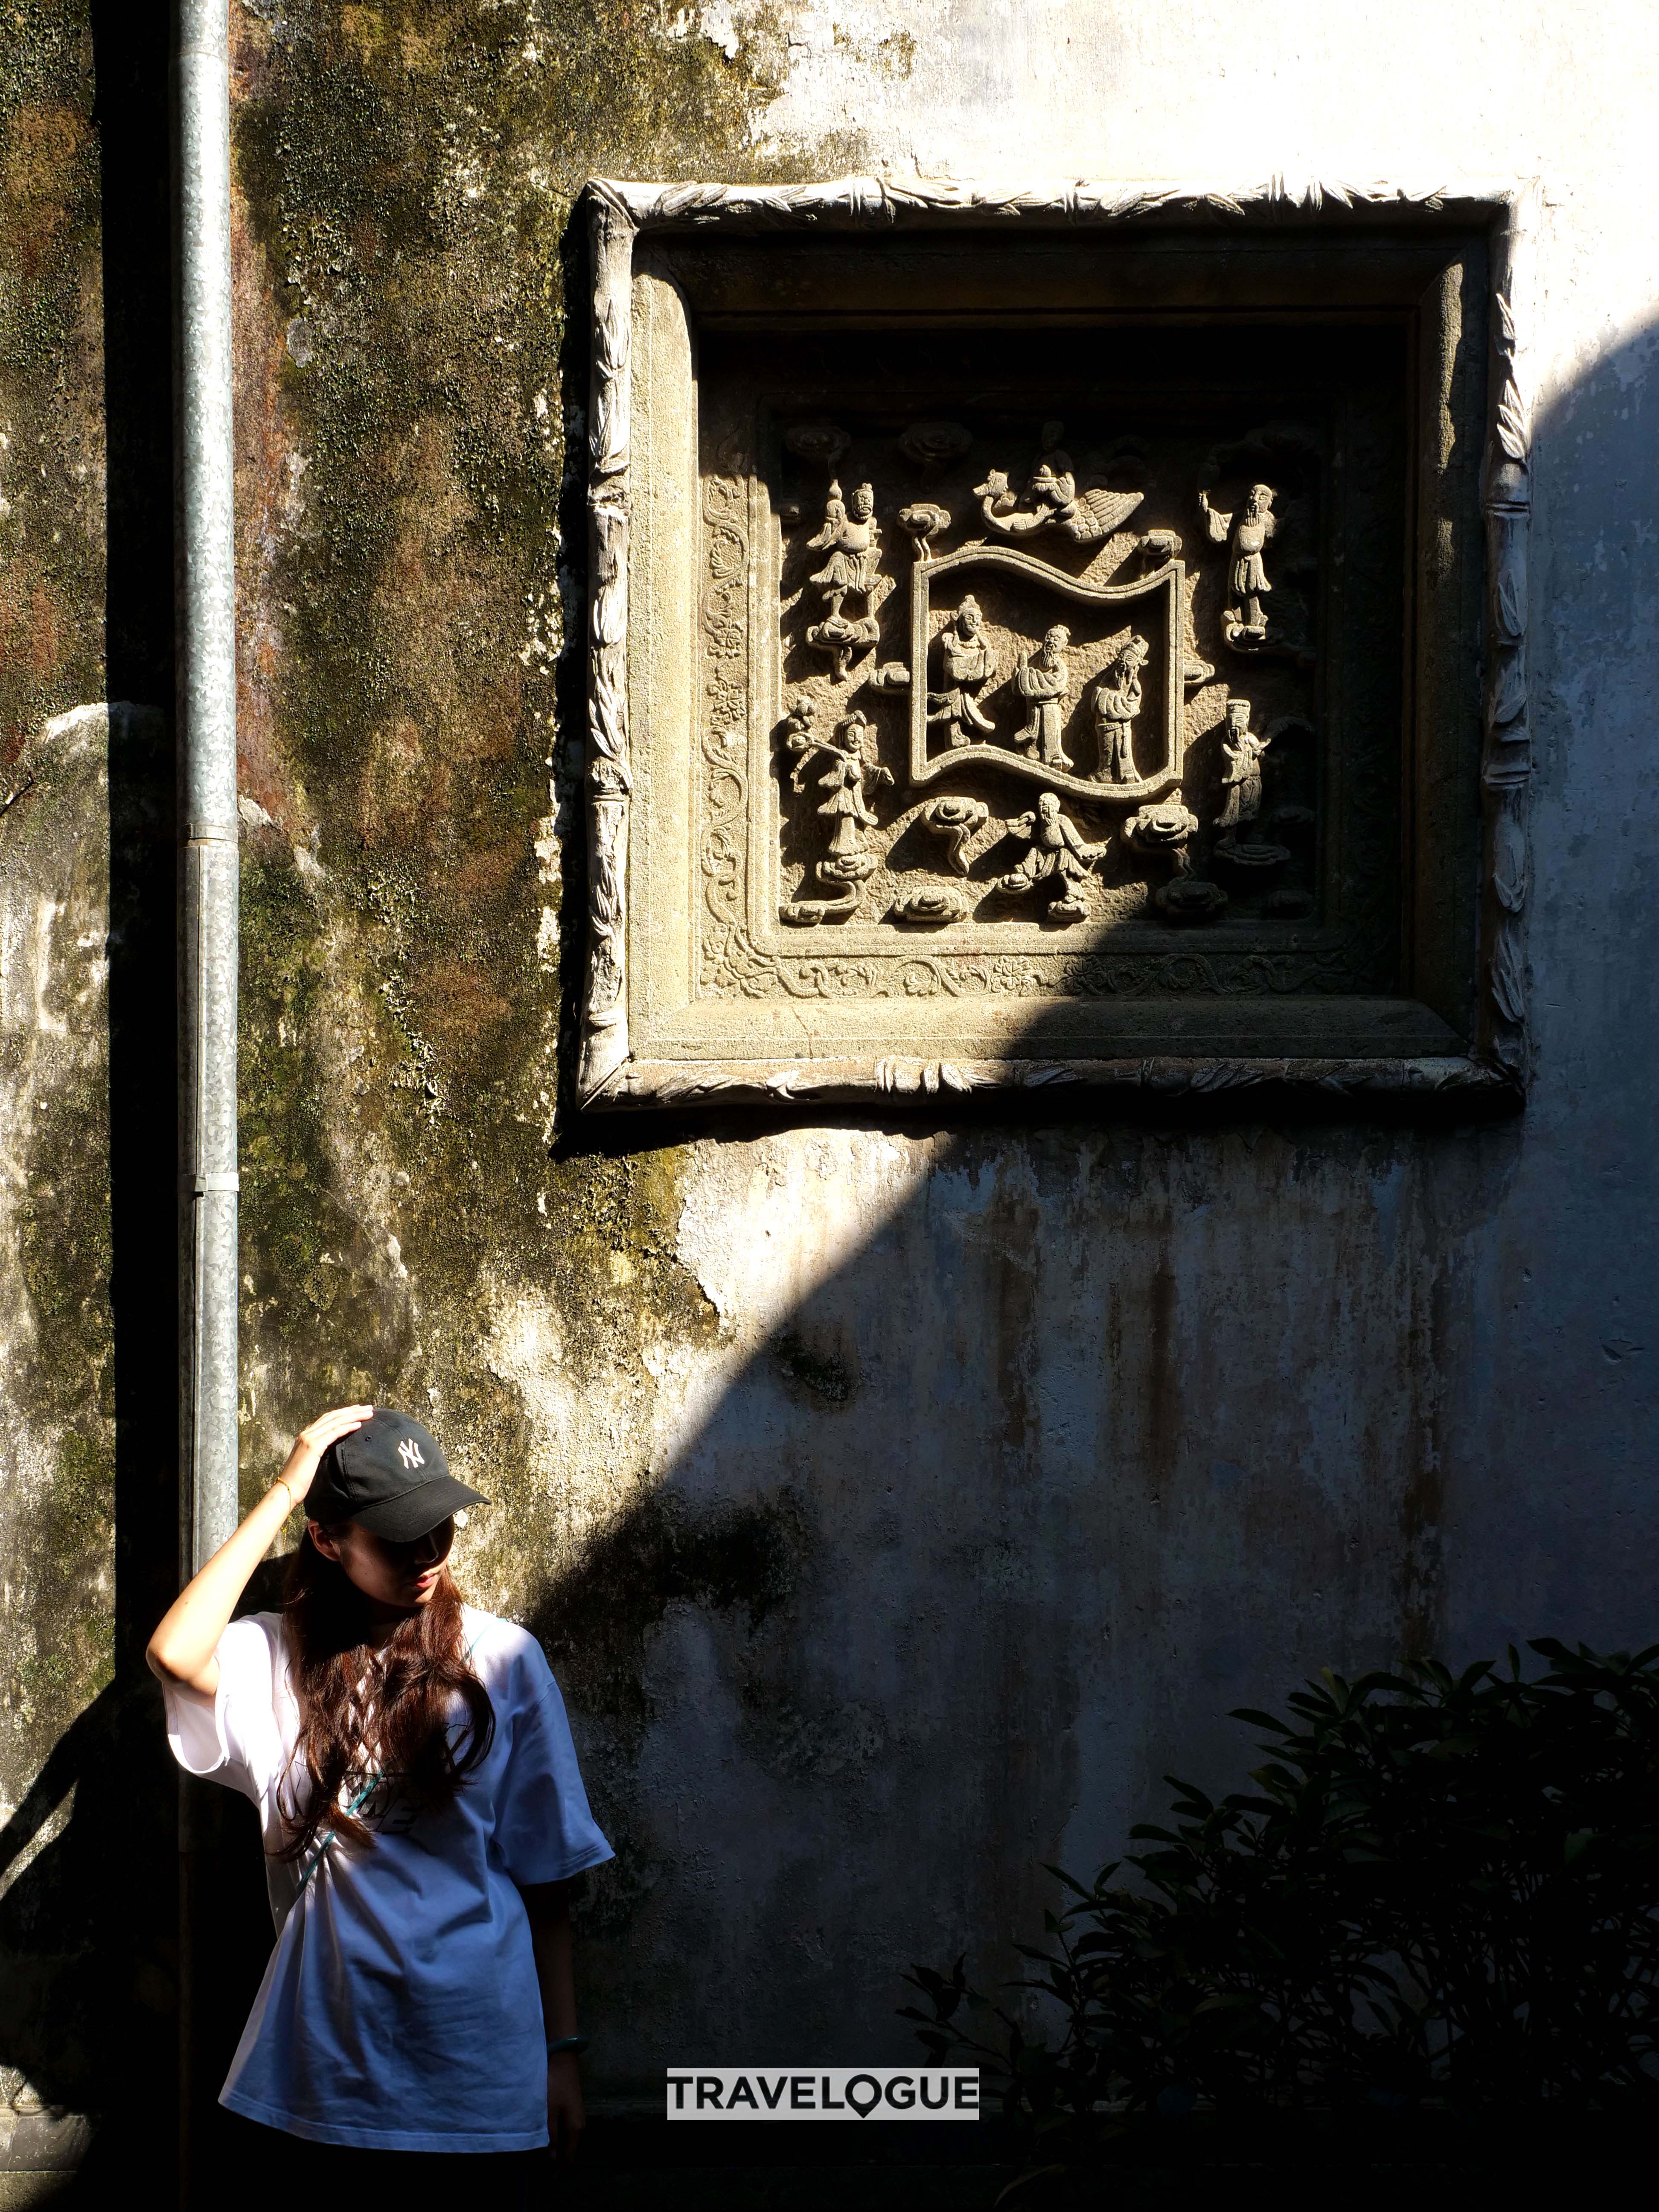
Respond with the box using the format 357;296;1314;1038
226;3;843;1593
0;1;112;1792
0;4;103;763
10;1063;116;1727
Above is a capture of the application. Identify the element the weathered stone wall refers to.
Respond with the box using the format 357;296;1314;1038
1;16;108;1766
219;0;1659;2087
2;0;1658;2139
0;10;178;2174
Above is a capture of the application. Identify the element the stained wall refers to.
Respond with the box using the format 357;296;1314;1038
0;0;1656;2143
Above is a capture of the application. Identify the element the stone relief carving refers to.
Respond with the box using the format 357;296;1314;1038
926;597;997;745
768;444;1318;942
1122;798;1198;869
1157;875;1230;921
803;479;883;677
897;502;952;559
698;462;751;972
903;541;1191;806
598;173;1470;230
900;420;973;474
580;172;1533;1109
1013;624;1074;769
575;190;635;1103
921;795;991;875
770;448;1330;952
785;419;850;474
1482;288;1533;1075
975;441;1143;544
697;933;1383;1008
1201;481;1276;645
995;792;1109;921
1091;634;1150;782
1198;427;1323;666
891;883;972;926
1212;699;1291;887
1217;697;1268;832
1119;798;1226;919
610;1053;1504;1108
780;701;892;923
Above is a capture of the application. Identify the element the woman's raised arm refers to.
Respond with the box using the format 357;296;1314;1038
146;1403;372;1697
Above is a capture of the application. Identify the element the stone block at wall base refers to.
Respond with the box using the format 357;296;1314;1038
0;2179;77;2210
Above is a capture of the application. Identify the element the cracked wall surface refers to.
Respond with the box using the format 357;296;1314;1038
1;0;1658;2131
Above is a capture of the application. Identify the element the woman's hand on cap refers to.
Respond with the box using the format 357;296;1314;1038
277;1404;374;1505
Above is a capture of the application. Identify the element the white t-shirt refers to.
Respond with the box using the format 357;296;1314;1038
164;1606;612;2151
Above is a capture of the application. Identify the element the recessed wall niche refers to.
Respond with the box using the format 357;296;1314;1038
576;180;1532;1110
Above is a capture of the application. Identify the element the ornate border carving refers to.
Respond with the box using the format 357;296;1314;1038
1480;265;1534;1076
577;174;1535;1109
577;187;637;1100
605;1054;1500;1106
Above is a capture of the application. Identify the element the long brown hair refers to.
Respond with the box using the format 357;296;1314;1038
277;1523;495;1864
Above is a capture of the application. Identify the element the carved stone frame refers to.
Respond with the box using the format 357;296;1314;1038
577;176;1534;1111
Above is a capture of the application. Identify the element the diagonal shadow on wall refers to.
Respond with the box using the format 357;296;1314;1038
3;230;1655;2203
524;1100;1526;2094
515;284;1659;2095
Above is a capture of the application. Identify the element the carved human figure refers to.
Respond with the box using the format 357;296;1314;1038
802;480;882;678
1091;634;1150;782
1217;696;1270;836
997;790;1108;920
927;596;997;746
1200;482;1277;643
975;450;1143;544
781;706;893;924
1014;624;1073;770
807;480;879;614
815;709;891;858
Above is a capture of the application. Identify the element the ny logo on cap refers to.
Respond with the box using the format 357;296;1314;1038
398;1437;426;1471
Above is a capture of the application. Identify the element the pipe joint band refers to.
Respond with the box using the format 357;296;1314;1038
183;1172;240;1194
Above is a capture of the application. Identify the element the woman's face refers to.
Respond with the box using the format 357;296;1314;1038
310;1516;455;1613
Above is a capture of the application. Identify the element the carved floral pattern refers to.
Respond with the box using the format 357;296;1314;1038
695;936;1386;1002
698;469;751;973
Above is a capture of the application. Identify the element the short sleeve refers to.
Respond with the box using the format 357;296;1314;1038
493;1667;614;1888
163;1614;285;1805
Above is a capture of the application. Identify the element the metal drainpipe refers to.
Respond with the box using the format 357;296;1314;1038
173;3;238;2201
174;0;238;1595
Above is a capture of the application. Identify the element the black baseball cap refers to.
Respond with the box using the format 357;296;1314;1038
307;1409;486;1542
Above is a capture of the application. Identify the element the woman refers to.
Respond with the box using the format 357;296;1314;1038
147;1403;611;2204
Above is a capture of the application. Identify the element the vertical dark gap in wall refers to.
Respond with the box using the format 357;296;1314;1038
85;3;180;2194
91;0;175;1678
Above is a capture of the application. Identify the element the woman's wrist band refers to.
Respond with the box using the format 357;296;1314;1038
271;1475;296;1513
546;2035;588;2057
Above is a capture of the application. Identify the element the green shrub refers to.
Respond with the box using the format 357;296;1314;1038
904;1644;1659;2179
